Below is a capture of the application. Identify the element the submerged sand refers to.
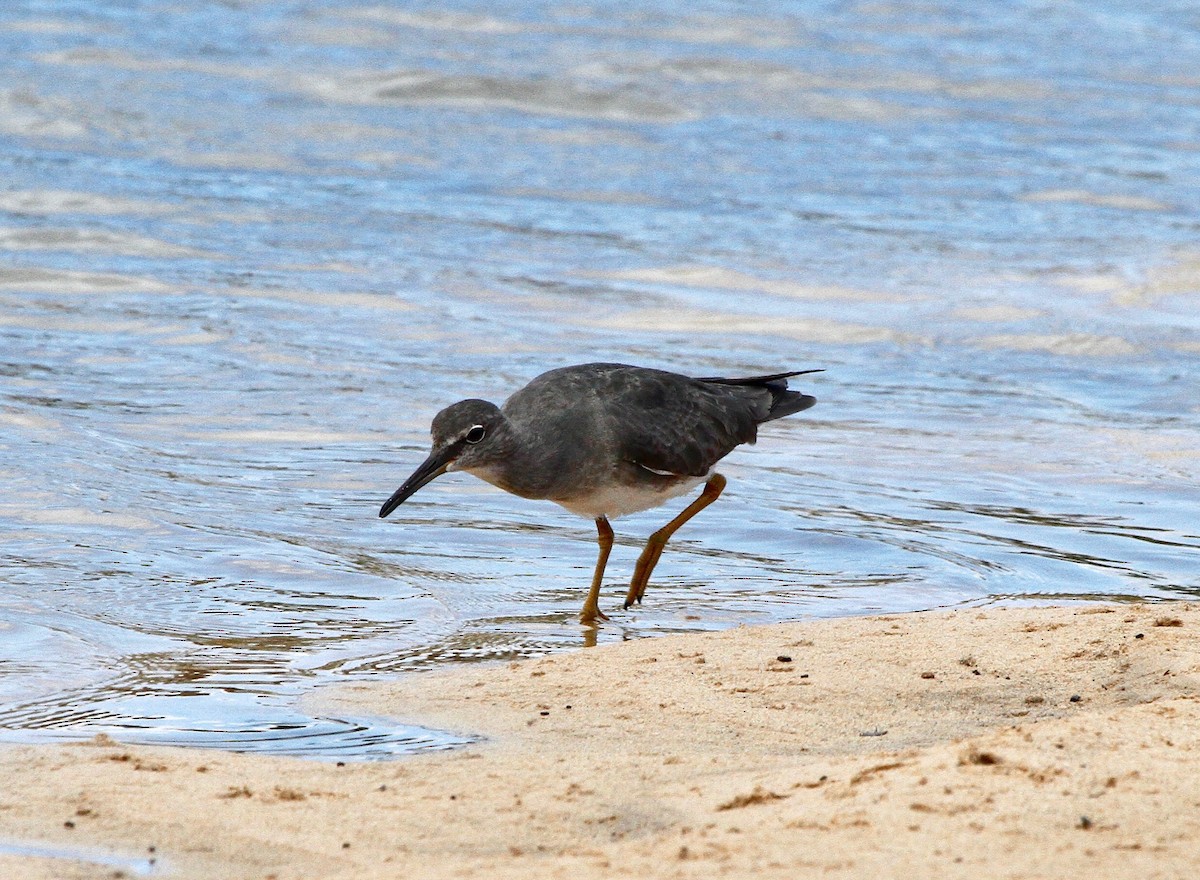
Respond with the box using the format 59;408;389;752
1;602;1198;878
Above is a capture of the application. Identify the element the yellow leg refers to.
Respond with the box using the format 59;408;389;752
625;473;726;609
580;516;613;624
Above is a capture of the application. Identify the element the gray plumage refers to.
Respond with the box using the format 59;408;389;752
379;362;819;622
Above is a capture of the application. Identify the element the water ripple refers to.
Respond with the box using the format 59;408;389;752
1;0;1198;758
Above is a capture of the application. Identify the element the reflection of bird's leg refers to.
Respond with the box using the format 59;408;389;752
625;473;726;609
580;516;614;624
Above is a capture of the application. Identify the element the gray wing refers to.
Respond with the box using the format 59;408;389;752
504;363;814;482
601;368;771;477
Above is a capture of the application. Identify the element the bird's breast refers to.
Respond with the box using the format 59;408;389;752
554;472;708;520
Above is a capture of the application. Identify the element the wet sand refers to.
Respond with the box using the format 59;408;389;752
2;602;1198;879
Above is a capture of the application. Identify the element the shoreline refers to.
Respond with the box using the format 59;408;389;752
2;601;1198;878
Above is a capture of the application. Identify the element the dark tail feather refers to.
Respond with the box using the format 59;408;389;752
696;368;821;422
696;368;823;386
765;388;816;421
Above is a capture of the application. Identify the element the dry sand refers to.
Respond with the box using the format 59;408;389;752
1;602;1198;878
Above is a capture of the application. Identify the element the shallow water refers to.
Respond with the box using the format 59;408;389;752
1;1;1198;758
0;838;158;876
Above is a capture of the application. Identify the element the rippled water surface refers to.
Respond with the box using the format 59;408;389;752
2;1;1199;758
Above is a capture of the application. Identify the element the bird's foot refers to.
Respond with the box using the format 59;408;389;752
579;604;609;625
623;573;651;609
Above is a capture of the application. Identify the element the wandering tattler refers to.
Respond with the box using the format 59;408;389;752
379;363;818;623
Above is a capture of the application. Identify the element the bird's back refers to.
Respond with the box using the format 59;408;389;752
503;363;816;482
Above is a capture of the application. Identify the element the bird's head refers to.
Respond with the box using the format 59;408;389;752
378;399;508;517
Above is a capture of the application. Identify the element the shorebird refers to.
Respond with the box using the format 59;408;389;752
379;363;818;623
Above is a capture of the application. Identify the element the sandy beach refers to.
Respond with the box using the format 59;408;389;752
2;601;1198;879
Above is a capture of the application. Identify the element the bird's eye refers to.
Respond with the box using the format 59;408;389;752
464;425;486;444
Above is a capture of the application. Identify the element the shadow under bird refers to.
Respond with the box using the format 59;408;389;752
379;363;819;623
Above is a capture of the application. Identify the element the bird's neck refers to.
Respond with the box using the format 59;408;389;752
465;422;577;501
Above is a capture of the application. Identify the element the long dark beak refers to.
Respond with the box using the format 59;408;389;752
379;445;457;518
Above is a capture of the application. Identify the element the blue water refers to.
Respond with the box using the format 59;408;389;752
0;838;158;876
1;1;1198;757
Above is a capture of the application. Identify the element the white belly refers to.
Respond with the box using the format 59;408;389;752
555;474;708;520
